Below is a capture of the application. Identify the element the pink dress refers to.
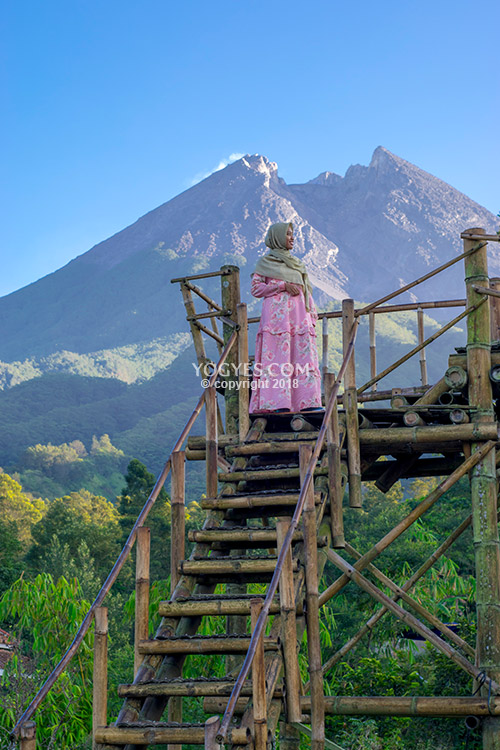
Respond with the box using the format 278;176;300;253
249;274;322;413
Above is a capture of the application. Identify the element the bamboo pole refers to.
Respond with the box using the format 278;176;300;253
417;307;428;386
465;228;500;750
358;301;486;394
357;245;483;317
300;444;325;749
205;387;218;498
170;451;185;596
95;725;251;745
19;722;36;750
326;548;500;689
158;598;281;618
194;319;224;345
318;441;496;608
369;312;377;391
237;303;250;441
221;265;241;434
403;411;426;427
280;722;301;750
138;636;279;654
277;519;302;723
322;316;329;384
171;268;230;283
117;681;284;698
489;278;500;341
92;607;108;750
342;299;362;508
180;282;209;374
134;527;150;676
205;716;221;750
304;695;500;716
324;373;344;547
342;543;475;657
322;510;477;675
250;599;267;750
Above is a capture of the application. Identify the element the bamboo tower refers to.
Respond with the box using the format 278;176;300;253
13;228;500;750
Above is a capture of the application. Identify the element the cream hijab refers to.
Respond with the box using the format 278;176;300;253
253;222;313;310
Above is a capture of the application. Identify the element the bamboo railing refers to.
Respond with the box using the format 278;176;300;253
11;329;238;741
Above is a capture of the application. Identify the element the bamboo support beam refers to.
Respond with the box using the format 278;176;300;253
180;282;209;373
277;519;302;723
322;511;478;675
237;303;250;441
92;607;108;750
342;299;362;508
300;445;325;749
158;597;281;618
318;441;496;608
20;722;36;750
134;528;150;676
489;278;500;341
193;319;224;345
341;543;475;657
117;680;284;698
251;599;267;750
326;548;500;690
221;265;241;435
465;228;500;749
305;695;500;716
170;451;185;595
369;312;377;391
324;373;344;547
417;307;428;386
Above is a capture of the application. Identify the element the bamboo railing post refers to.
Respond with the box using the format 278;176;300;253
322;316;329;387
300;444;325;749
417;307;428;386
276;519;301;723
170;450;186;595
221;265;241;434
205;716;221;750
92;607;108;750
324;373;344;548
134;527;150;676
369;311;377;391
490;277;500;342
250;599;268;750
342;299;362;508
465;228;500;750
19;722;36;750
180;281;209;376
205;387;218;498
237;303;250;441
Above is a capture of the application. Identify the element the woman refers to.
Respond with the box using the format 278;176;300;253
249;221;322;414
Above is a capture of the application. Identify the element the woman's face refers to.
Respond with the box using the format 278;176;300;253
286;225;294;250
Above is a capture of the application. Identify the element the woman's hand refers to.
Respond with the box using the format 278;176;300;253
284;282;301;296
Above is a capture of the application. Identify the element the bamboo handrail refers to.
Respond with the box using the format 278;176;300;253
216;317;360;743
247;298;466;325
170;268;231;283
11;330;238;739
357;299;486;394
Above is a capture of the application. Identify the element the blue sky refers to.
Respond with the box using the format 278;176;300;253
1;0;499;297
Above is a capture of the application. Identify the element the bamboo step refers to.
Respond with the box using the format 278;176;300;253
117;678;284;698
179;554;298;581
95;722;251;745
217;465;325;483
158;594;282;617
188;527;328;549
201;491;320;510
138;634;280;655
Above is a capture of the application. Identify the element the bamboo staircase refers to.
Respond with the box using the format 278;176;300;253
94;412;333;748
